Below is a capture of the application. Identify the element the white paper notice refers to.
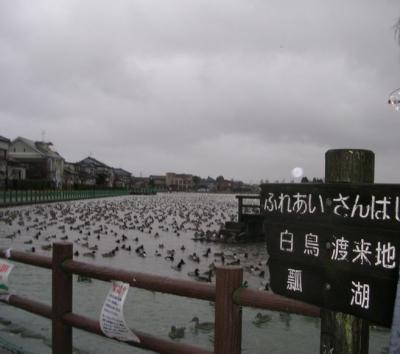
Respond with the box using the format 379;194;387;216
100;281;140;343
0;260;14;293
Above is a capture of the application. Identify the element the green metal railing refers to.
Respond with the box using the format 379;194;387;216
0;187;161;207
130;188;158;195
0;189;131;207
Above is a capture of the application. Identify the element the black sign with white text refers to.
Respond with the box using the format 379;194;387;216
262;183;400;326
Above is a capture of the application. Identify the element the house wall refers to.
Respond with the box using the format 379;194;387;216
9;139;64;188
0;141;9;187
24;160;48;180
8;140;42;159
166;173;193;191
48;158;64;188
8;166;26;181
0;141;9;155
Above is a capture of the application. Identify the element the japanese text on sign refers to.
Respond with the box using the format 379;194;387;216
264;192;400;222
100;281;140;343
284;267;371;311
278;229;396;270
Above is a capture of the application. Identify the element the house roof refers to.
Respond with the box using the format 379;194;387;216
13;137;64;160
0;136;10;143
14;137;42;155
35;141;64;159
113;168;131;176
166;172;193;178
150;175;166;179
77;156;111;169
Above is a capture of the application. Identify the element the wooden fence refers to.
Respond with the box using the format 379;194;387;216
0;243;320;354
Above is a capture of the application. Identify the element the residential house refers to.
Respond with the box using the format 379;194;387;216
132;177;149;189
1;136;26;189
0;136;10;188
7;159;27;188
166;173;193;191
194;176;216;192
74;162;96;187
76;157;114;188
8;137;64;188
216;176;232;192
113;168;132;188
149;175;166;190
63;162;80;188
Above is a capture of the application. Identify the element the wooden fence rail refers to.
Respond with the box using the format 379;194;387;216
0;243;320;354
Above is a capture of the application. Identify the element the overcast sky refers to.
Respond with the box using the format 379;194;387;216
1;1;400;183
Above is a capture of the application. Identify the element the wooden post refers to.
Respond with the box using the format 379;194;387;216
214;266;243;354
52;242;73;354
320;149;373;354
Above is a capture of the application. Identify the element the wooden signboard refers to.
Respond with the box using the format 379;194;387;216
262;183;400;327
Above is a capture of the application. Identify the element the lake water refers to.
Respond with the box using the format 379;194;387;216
0;193;390;353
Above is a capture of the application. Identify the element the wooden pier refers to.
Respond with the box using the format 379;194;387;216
219;195;264;242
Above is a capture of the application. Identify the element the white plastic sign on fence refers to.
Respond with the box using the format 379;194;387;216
0;260;14;301
100;281;140;343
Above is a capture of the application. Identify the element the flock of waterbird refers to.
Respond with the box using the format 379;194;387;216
0;193;275;341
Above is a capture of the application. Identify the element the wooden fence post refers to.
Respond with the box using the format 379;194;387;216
52;242;73;354
320;149;373;354
214;266;243;354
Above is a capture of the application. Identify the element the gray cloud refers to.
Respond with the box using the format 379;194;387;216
1;0;400;182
